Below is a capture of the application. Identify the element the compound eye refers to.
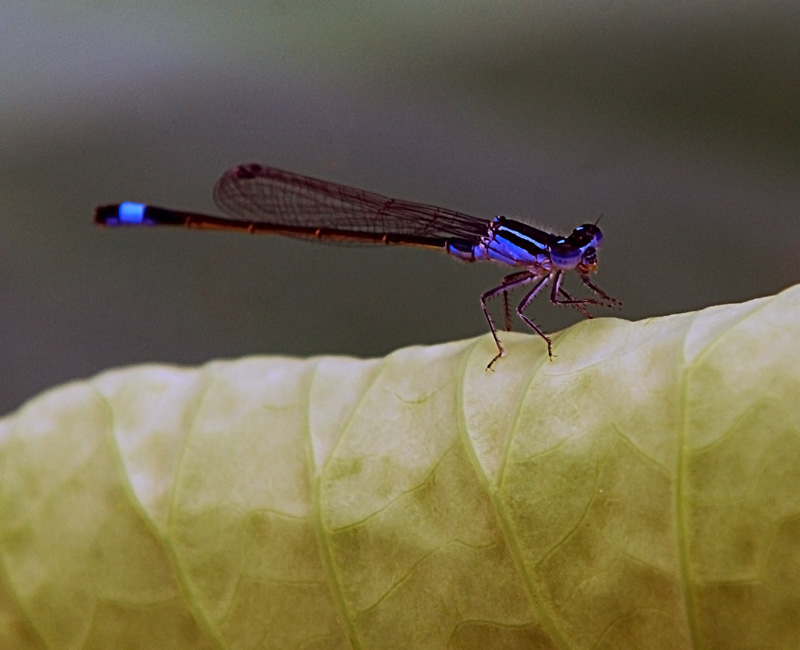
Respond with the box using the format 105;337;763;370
550;240;582;269
573;223;603;248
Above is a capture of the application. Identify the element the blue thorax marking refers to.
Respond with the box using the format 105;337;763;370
485;218;553;265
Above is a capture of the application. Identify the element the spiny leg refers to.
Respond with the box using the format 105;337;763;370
502;291;512;331
553;271;594;318
512;273;557;360
559;287;593;318
580;274;621;308
549;272;610;310
480;271;543;370
500;270;531;331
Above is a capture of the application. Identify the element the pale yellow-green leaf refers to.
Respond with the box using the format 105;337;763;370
2;284;800;649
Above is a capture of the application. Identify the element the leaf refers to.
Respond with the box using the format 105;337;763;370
2;284;800;650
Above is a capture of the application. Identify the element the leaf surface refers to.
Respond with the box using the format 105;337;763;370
2;285;800;649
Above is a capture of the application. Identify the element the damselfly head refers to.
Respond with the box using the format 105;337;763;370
571;223;603;249
550;223;603;271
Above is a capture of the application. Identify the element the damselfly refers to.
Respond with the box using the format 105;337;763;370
95;163;619;368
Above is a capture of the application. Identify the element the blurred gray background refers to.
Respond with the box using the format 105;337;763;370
2;1;798;414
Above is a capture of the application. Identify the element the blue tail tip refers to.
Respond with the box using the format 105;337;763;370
118;201;147;224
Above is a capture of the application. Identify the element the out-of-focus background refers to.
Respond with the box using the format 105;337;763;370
2;1;798;414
